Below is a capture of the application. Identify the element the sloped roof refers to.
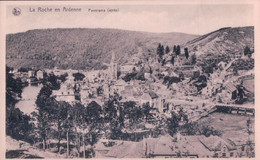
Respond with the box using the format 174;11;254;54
183;136;212;157
106;141;145;158
152;135;175;155
225;82;237;92
199;135;236;151
227;137;248;146
141;93;151;101
148;91;158;99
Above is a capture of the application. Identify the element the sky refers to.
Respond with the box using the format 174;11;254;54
6;4;254;35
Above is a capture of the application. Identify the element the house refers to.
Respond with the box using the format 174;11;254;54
218;61;226;70
28;70;35;78
121;129;152;142
225;82;237;99
52;84;75;103
114;79;126;93
120;65;135;74
227;137;255;157
36;70;44;80
27;77;37;85
102;140;145;158
199;135;237;158
148;91;163;113
145;134;202;158
140;93;151;105
120;85;134;97
144;73;151;80
95;133;242;158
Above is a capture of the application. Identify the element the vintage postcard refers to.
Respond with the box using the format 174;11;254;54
0;0;259;159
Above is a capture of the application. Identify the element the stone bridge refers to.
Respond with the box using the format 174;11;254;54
214;103;254;116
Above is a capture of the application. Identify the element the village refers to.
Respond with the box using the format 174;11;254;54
7;44;255;158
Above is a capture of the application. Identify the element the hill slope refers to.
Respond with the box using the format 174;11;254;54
6;28;198;70
183;26;254;57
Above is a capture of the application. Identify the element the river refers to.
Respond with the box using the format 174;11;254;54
15;84;43;115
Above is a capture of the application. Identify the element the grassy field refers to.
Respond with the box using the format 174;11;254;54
198;112;254;142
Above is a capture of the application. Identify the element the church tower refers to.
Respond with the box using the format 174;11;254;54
110;52;117;81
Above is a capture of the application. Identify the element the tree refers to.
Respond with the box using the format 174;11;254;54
58;73;68;82
123;101;143;125
7;108;33;141
69;102;86;157
171;55;175;65
103;93;123;140
184;48;189;59
165;46;170;54
6;65;33;142
167;111;179;136
191;54;197;65
46;72;60;90
179;72;184;81
156;43;164;59
53;101;70;154
181;122;199;135
173;45;177;53
73;72;85;81
236;85;246;104
176;45;181;55
163;76;181;88
103;92;122;122
63;112;74;157
18;67;32;73
142;102;153;121
96;86;103;96
199;125;222;137
122;72;137;82
34;84;57;151
117;71;121;79
160;45;165;57
156;43;162;55
244;46;251;57
162;59;166;66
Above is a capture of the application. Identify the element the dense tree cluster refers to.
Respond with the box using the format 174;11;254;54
174;45;181;56
244;46;253;58
73;72;85;81
18;67;32;73
180;122;222;137
6;66;33;142
156;43;164;59
163;76;181;88
122;70;146;82
193;75;208;92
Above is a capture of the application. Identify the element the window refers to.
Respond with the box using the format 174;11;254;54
230;152;233;157
222;153;226;157
213;153;218;158
242;145;245;151
61;92;63;95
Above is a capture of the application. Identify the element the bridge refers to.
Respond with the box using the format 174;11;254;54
189;103;254;122
214;103;254;116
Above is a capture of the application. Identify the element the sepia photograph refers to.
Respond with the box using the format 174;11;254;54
2;1;258;159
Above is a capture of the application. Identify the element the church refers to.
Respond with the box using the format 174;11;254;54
110;52;118;81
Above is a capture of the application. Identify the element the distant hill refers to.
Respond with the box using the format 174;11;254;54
183;26;254;57
6;28;198;70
